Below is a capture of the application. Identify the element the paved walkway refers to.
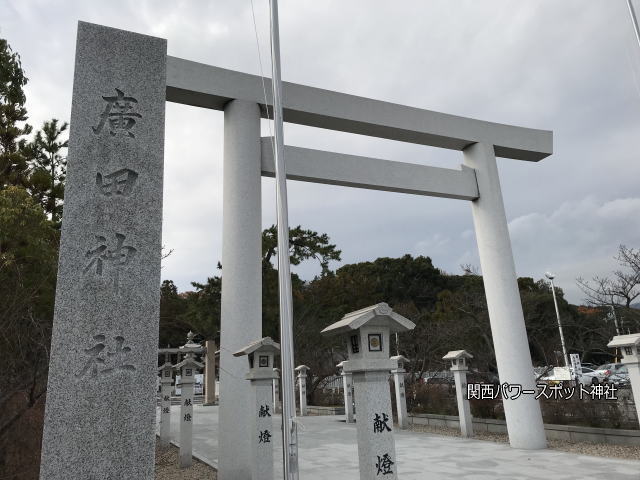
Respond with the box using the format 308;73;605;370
157;405;640;479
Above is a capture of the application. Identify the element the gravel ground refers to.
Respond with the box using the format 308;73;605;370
408;423;640;460
155;443;217;479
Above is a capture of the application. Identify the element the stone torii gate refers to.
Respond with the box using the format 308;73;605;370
175;52;551;476
41;21;550;480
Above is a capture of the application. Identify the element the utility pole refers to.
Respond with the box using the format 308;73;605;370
268;1;299;478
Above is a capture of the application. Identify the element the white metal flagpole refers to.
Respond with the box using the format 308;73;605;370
268;0;300;478
627;0;640;50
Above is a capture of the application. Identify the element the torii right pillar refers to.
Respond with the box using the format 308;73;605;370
463;142;546;450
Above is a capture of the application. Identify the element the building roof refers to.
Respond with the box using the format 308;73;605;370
321;303;416;336
233;337;281;357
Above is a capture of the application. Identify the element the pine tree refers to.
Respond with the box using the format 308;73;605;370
0;39;32;189
29;119;68;227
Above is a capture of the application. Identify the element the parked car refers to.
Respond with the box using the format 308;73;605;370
593;363;630;386
576;366;609;385
594;363;629;384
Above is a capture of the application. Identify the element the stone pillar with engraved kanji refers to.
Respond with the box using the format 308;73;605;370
39;22;166;480
443;350;474;438
234;338;280;480
158;354;174;447
175;351;203;468
295;365;310;416
337;361;355;423
390;355;409;429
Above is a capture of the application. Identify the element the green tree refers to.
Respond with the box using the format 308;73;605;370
158;280;189;347
261;225;342;340
158;226;343;348
181;275;222;342
0;39;32;189
294;255;447;399
262;225;341;275
0;186;58;439
29;119;69;227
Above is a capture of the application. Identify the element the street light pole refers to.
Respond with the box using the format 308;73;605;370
545;272;569;368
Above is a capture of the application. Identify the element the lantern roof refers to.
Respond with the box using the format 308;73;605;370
390;355;410;364
607;333;640;349
321;303;415;336
442;350;473;361
158;361;173;372
174;352;203;370
233;336;281;357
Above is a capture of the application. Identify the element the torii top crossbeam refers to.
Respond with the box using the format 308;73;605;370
166;56;552;162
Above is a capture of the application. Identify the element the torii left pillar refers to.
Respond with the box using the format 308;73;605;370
218;99;262;479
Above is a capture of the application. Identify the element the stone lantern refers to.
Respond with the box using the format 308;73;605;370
442;350;474;437
607;333;640;425
234;337;280;480
337;360;354;423
295;365;310;416
322;303;415;480
174;349;203;468
389;355;409;429
158;353;174;447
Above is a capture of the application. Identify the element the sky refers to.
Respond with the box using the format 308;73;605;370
3;0;640;304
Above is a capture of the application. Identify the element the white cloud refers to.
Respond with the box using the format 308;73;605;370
508;196;640;302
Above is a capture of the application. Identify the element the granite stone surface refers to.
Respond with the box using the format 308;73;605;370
342;372;355;423
218;99;262;480
252;379;276;480
353;370;398;480
39;21;166;480
179;379;195;468
392;370;408;429
204;340;217;405
297;370;308;416
159;366;173;447
272;369;282;414
453;369;474;437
